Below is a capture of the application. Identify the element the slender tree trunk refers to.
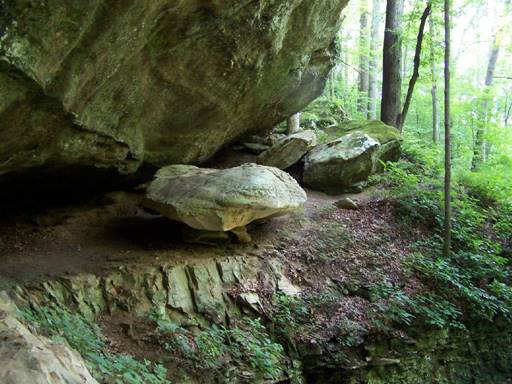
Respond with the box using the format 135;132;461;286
472;39;499;170
381;0;405;128
367;0;381;120
329;71;336;101
358;0;370;114
287;113;301;134
472;0;511;170
429;14;440;144
398;4;431;131
443;0;452;258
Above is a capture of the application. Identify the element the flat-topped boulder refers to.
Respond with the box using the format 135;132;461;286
143;163;306;232
303;132;380;194
257;130;317;170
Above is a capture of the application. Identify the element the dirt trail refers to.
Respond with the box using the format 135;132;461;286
0;189;365;288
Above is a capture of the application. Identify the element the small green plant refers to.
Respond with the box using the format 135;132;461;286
150;310;285;381
271;293;308;340
20;305;170;384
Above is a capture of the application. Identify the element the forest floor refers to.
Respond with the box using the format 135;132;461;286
3;184;512;383
0;184;424;343
0;187;405;287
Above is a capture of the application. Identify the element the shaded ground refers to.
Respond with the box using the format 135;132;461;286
0;187;378;288
5;185;512;383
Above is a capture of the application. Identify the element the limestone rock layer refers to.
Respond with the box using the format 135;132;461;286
0;0;348;178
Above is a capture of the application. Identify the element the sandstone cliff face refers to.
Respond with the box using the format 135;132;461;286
0;0;347;178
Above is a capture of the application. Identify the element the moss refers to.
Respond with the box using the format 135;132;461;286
307;323;512;384
338;120;401;144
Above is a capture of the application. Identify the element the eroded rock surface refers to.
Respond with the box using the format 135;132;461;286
143;163;306;231
257;129;317;169
303;132;380;194
337;120;402;167
304;121;401;194
0;292;98;384
0;1;348;179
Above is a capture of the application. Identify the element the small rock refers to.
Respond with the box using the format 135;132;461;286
239;292;264;314
334;198;359;210
182;227;231;245
230;226;252;243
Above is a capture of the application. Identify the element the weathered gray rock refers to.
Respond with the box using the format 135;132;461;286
0;292;98;384
303;133;380;194
143;163;306;231
303;121;401;194
334;197;359;210
242;142;271;155
0;1;348;179
257;130;317;169
336;120;402;168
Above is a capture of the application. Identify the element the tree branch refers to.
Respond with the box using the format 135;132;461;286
397;3;432;131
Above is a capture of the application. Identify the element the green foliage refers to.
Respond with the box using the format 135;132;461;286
20;305;170;384
372;144;512;329
271;293;309;340
152;313;285;381
371;282;417;326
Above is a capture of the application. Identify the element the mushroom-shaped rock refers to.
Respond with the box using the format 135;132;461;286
143;163;306;232
303;132;380;194
257;130;317;170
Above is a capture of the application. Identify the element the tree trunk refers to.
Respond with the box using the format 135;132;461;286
443;0;452;258
287;113;301;134
358;0;370;114
381;0;405;128
397;4;431;131
472;0;511;170
472;41;499;169
367;0;381;120
429;14;440;144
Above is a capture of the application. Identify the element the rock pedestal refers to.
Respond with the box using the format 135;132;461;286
143;163;306;232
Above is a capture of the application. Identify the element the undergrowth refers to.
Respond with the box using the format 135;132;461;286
371;140;512;330
20;305;170;384
148;307;285;381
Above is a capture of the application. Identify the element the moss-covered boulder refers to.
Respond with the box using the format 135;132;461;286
0;0;348;180
143;163;306;232
337;120;402;165
303;132;380;194
303;120;401;194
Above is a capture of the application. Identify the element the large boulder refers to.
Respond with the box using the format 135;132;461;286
336;120;401;165
0;1;348;180
0;292;98;384
303;132;380;194
143;163;306;232
257;130;317;169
